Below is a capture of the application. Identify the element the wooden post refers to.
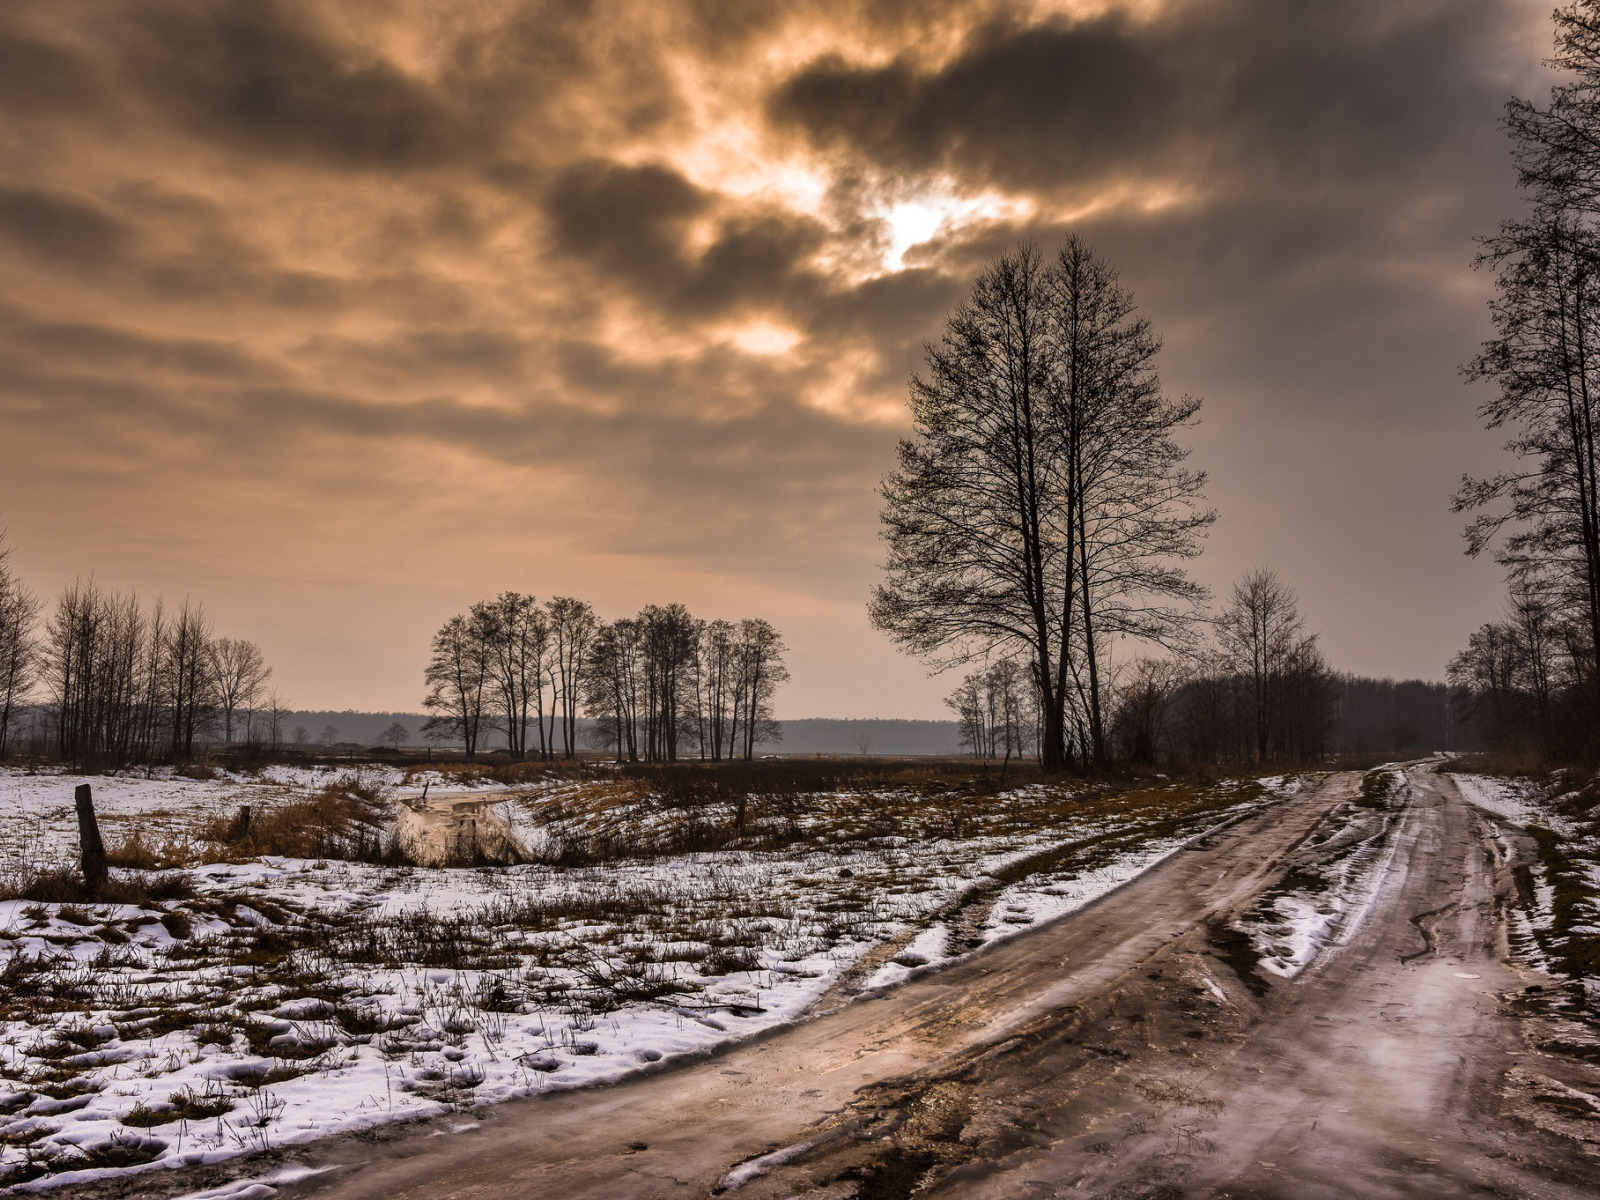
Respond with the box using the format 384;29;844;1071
235;805;252;839
75;784;108;896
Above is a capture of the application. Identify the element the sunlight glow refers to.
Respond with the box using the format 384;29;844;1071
722;320;803;357
879;188;1036;271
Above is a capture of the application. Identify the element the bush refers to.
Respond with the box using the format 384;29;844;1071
202;780;416;865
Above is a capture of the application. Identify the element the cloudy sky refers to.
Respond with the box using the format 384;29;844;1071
0;0;1558;717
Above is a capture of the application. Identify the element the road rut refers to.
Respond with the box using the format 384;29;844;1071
97;768;1600;1199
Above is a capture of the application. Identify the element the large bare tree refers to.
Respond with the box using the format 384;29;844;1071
872;238;1211;771
1457;2;1600;749
474;593;545;759
548;596;598;758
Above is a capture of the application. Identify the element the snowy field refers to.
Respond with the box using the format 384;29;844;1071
0;765;1286;1191
0;765;517;877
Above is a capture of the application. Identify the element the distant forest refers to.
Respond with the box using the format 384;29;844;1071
283;678;1469;760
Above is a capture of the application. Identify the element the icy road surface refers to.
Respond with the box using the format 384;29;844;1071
76;765;1600;1200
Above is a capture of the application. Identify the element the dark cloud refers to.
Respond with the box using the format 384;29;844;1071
771;1;1533;196
0;0;1563;711
546;160;709;270
120;2;480;168
0;28;106;117
544;159;831;316
771;14;1182;186
0;304;279;381
0;185;130;266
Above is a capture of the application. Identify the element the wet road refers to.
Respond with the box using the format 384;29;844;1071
105;766;1600;1199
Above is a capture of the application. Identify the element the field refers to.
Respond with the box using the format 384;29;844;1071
0;760;1291;1190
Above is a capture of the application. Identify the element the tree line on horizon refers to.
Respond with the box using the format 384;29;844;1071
1449;3;1600;763
0;532;282;764
943;565;1464;768
420;594;788;763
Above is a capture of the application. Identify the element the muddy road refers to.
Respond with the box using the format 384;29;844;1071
112;766;1600;1199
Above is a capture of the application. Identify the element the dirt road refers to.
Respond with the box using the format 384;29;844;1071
118;767;1600;1199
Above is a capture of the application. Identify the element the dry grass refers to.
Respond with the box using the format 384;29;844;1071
0;767;1281;1186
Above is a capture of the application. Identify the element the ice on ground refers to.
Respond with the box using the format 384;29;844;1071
1454;774;1553;831
0;768;1280;1189
1242;771;1410;978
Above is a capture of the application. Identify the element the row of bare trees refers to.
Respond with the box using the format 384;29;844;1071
421;595;788;761
421;594;599;758
872;237;1213;773
947;569;1340;767
0;529;281;763
1454;3;1600;759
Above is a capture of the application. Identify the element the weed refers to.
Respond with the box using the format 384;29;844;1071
1528;825;1600;977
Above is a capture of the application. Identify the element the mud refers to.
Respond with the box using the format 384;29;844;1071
76;768;1600;1200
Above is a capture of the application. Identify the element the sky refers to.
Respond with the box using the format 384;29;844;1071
0;0;1562;718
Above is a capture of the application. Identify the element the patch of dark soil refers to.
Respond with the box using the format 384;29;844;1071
1536;1039;1600;1065
1511;863;1538;909
1207;922;1269;997
1355;769;1402;810
1277;866;1324;893
844;1147;941;1200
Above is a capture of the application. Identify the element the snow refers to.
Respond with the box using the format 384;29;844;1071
1241;770;1410;979
717;1138;817;1191
1453;774;1551;831
0;767;1283;1189
0;766;398;874
1455;771;1600;985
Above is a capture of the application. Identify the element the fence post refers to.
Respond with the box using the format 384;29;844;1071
75;783;108;896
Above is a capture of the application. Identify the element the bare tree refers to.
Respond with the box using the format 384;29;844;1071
639;604;697;761
166;600;214;759
872;239;1210;773
210;637;271;744
695;619;740;761
548;597;598;758
1215;569;1335;762
320;724;340;747
1052;237;1213;764
261;690;291;752
584;618;644;761
1459;211;1600;711
382;721;409;751
476;593;545;759
873;245;1068;763
1216;569;1304;761
0;527;40;758
732;618;787;760
422;612;491;756
1456;3;1600;750
1110;658;1185;765
946;659;1033;766
1449;584;1577;750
